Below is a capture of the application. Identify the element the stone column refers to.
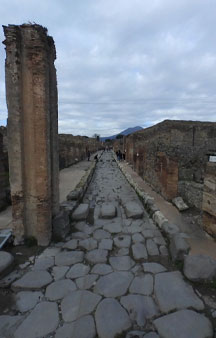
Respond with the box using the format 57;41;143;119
3;24;59;246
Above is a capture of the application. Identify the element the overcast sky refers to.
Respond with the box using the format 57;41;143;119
0;0;216;136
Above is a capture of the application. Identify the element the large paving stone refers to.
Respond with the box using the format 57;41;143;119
184;254;216;281
132;233;144;242
32;256;54;270
109;256;135;271
0;315;24;338
0;251;14;275
94;271;133;297
91;263;113;275
132;243;148;260
72;203;89;220
93;229;111;239
129;274;153;295
52;266;69;281
12;270;52;290
95;298;131;338
124;201;144;219
154;271;204;312
153;309;213;338
15;291;43;312
55;315;96;338
76;274;98;289
75;222;94;235
14;302;59;338
61;290;101;322
79;238;97;250
66;263;90;279
63;239;78;250
45;279;77;300
120;295;159;326
103;221;122;233
143;262;167;274
55;251;84;266
100;203;116;219
114;235;131;248
146;239;159;256
99;239;113;250
86;249;108;264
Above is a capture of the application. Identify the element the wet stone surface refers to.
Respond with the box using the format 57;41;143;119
0;152;215;338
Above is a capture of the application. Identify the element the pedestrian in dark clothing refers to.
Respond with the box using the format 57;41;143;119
87;151;90;161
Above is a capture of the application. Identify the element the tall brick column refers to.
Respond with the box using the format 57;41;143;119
3;24;59;246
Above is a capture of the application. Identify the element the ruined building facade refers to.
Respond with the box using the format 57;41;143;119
121;120;216;237
3;24;59;245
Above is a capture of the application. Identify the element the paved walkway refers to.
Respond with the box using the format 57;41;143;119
0;152;215;338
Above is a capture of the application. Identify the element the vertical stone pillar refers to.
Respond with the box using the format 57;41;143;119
3;24;59;246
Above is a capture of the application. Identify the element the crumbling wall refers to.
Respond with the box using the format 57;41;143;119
0;127;9;210
59;134;101;169
3;24;59;245
125;120;216;208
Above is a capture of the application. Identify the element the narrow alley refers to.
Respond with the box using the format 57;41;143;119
0;152;214;338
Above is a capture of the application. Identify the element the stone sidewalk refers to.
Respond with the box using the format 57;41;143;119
0;151;215;338
119;160;216;260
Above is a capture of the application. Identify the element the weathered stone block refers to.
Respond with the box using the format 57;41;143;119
72;203;89;220
183;254;216;282
169;233;190;261
52;210;70;240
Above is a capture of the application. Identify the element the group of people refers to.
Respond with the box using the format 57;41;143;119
116;149;126;161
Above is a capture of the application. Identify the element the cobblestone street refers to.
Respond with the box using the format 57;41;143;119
0;152;215;338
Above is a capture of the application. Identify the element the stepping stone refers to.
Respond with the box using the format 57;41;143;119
55;315;96;338
86;249;108;264
72;204;89;220
66;263;90;279
129;274;153;295
15;291;43;313
159;245;168;256
184;254;216;282
55;251;84;266
45;279;76;300
79;238;97;250
132;233;144;243
12;271;52;290
63;239;78;250
99;239;113;250
170;234;190;261
154;271;204;312
109;256;135;271
0;251;14;275
32;257;54;270
91;264;113;275
143;263;167;274
124;201;144;219
146;239;159;256
120;295;159;326
93;229;111;240
132;243;148;260
14;302;59;338
114;235;131;248
103;221;122;233
0;315;24;337
94;271;133;297
76;274;98;289
100;203;116;219
52;266;69;281
61;290;101;322
95;298;131;338
153;309;213;338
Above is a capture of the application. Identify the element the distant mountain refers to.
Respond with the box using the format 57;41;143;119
100;126;143;141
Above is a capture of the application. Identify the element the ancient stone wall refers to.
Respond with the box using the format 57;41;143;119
125;120;216;208
59;134;101;169
3;24;59;245
202;162;216;238
0;127;9;211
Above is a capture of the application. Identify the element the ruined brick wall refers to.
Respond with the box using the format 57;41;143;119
59;134;101;169
202;162;216;238
0;127;9;210
125;120;216;208
3;24;59;245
